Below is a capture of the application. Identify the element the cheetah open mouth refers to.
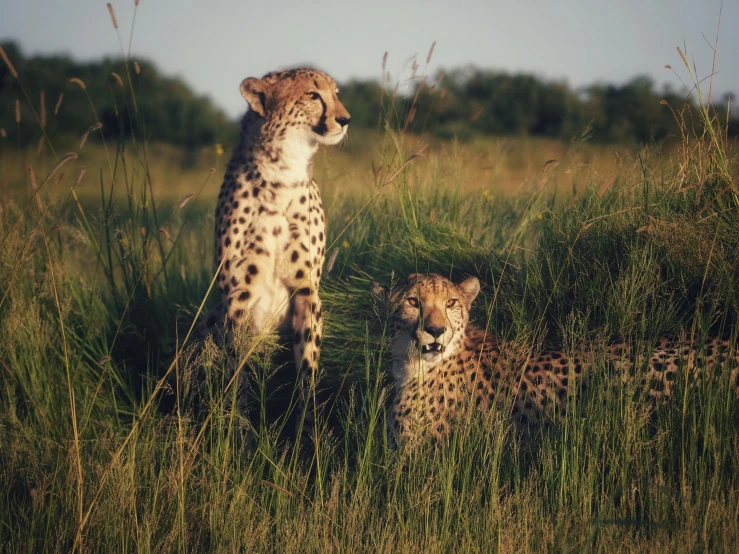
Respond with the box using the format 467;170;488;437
421;342;444;354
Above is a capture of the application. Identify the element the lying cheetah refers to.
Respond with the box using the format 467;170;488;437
371;273;739;448
198;68;350;436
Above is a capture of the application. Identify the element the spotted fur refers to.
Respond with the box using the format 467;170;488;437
198;68;350;438
371;273;739;448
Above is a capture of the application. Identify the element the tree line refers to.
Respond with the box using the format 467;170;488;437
340;68;738;143
0;41;236;153
1;41;736;151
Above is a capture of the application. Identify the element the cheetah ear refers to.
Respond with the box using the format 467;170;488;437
370;281;389;305
371;281;392;315
240;77;271;117
458;277;480;306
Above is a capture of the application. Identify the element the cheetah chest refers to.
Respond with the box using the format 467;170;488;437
216;180;326;330
393;354;475;425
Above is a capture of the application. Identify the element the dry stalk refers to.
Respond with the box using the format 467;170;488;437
40;90;46;128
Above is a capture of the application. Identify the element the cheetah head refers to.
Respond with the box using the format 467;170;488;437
240;68;351;147
371;273;480;366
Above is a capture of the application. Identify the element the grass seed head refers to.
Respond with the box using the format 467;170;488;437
426;41;436;64
54;93;64;115
74;167;87;187
177;193;195;209
326;248;339;274
677;47;689;67
69;77;86;90
78;123;103;149
29;167;44;213
0;44;18;79
107;3;118;29
407;106;416;124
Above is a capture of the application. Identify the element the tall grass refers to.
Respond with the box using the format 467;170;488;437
1;15;739;554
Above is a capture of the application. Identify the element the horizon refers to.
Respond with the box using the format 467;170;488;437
1;0;737;119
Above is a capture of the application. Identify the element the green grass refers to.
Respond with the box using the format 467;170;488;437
2;29;739;553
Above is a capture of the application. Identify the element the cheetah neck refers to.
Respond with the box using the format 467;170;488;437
239;112;318;186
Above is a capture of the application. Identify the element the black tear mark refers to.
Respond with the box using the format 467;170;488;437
311;94;328;136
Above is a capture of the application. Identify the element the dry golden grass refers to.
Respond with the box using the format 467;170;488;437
0;128;716;224
0;130;667;203
315;129;666;199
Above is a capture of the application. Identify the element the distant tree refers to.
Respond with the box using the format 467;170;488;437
0;41;237;150
582;76;684;143
715;92;738;138
332;80;384;129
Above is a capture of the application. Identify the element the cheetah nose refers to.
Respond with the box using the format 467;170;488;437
424;325;445;339
335;116;351;128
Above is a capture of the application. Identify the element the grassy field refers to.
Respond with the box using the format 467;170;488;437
2;41;739;554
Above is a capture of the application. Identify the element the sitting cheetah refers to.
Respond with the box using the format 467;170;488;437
371;273;739;448
198;68;350;437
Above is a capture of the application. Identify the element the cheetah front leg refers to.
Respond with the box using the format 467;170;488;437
194;251;285;411
292;287;323;444
387;397;403;450
196;303;227;348
387;385;423;450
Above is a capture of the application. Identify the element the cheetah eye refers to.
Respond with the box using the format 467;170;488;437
305;91;321;100
446;299;458;308
406;297;419;308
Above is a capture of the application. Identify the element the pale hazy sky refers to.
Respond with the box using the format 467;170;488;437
1;0;737;118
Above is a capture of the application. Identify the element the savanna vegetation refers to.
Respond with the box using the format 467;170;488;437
1;7;739;553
